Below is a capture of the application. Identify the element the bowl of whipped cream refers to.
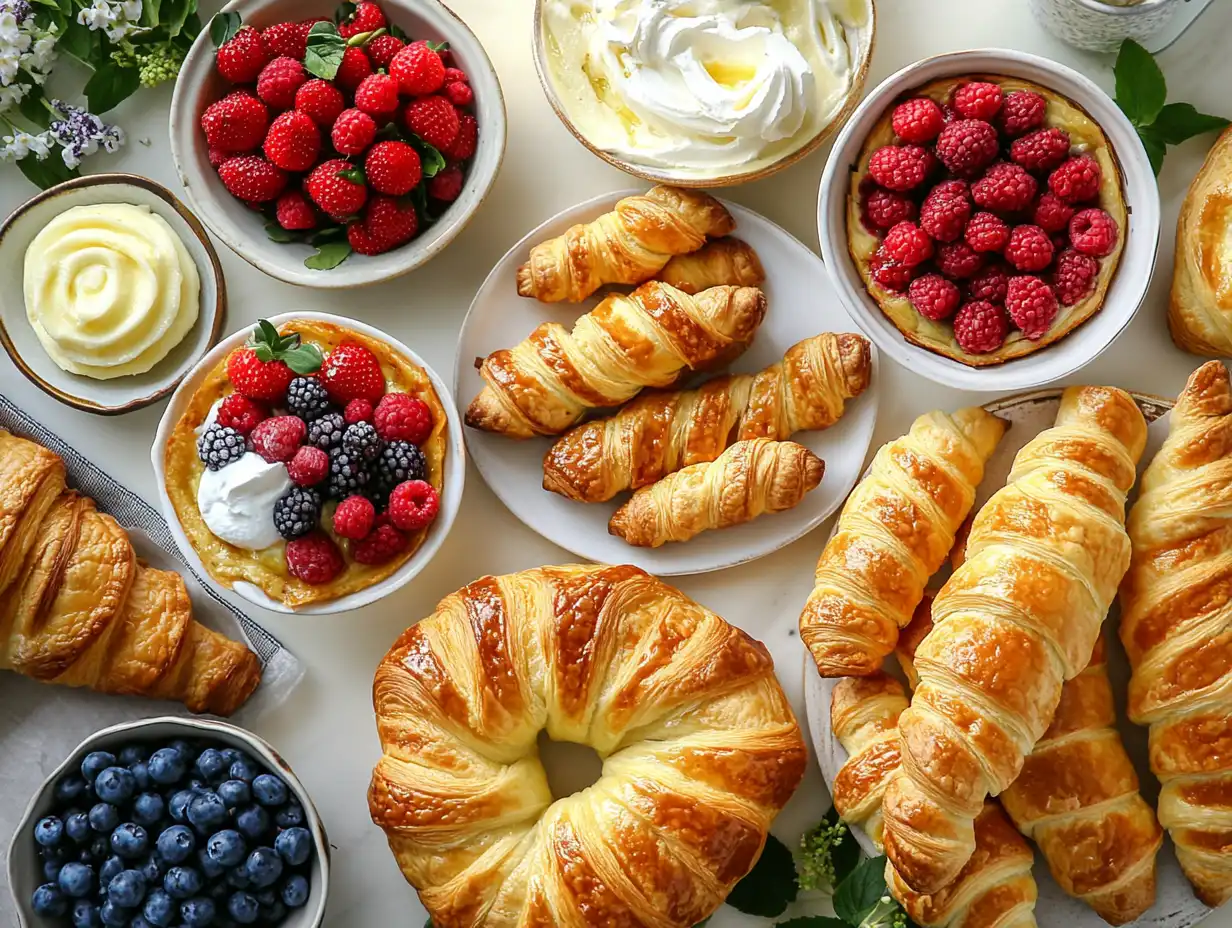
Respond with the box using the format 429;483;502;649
534;0;876;186
0;173;226;415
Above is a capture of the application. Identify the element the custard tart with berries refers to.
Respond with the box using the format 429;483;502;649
164;319;448;608
847;74;1128;367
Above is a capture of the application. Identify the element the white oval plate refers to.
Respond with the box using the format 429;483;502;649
800;387;1211;928
455;190;880;576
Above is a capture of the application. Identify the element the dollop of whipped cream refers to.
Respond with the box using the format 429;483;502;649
197;452;291;551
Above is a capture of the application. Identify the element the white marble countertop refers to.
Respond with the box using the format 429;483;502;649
3;0;1231;925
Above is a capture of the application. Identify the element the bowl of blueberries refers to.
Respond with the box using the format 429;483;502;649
7;716;329;928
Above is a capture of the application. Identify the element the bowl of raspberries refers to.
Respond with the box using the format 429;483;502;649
818;48;1159;391
169;0;505;288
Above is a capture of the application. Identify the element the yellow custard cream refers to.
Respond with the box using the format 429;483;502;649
542;0;872;177
24;203;200;380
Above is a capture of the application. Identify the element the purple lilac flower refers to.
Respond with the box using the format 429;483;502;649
48;99;124;168
0;1;32;23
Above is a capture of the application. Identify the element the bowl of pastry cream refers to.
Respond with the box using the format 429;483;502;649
0;173;225;415
534;0;876;185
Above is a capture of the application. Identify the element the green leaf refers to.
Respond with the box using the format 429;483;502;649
337;166;365;184
253;319;281;348
307;225;347;245
388;21;408;40
61;19;99;62
778;919;849;928
409;136;445;178
18;89;50;128
84;62;141;114
209;11;241;47
1138;124;1167;176
305;241;352;270
16;154;78;190
141;0;161;27
424;919;433;928
304;21;347;80
724;834;798;918
180;9;202;39
165;0;196;37
335;1;357;24
264;221;301;244
1150;102;1230;145
281;343;324;374
347;27;385;47
833;856;888;926
426;39;449;52
1114;38;1166;128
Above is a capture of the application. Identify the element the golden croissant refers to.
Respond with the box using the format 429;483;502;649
543;332;871;503
1120;360;1232;906
657;237;765;294
882;386;1147;894
798;406;1006;678
516;185;735;302
607;438;823;547
0;431;260;715
368;564;805;928
466;282;767;439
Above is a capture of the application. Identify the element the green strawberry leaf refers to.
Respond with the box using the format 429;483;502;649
253;319;281;349
208;11;242;47
388;21;408;41
407;135;446;178
1150;102;1230;145
1114;38;1166;128
724;834;798;918
305;241;353;270
1137;124;1167;176
347;27;385;47
307;225;348;245
833;856;888;926
334;1;357;24
264;221;301;244
281;343;324;374
777;918;849;928
426;39;449;52
338;166;366;184
304;21;347;80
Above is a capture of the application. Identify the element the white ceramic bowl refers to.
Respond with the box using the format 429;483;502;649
817;48;1161;393
7;716;330;928
169;0;506;289
0;173;226;415
151;311;465;615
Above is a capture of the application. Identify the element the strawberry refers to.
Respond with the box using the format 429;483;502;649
443;79;473;107
218;156;287;202
331;108;377;156
338;1;386;39
364;140;421;195
200;91;269;153
226;320;324;403
276;190;317;230
365;34;404;70
427;164;463;202
364;195;419;249
306;158;368;219
216;26;269;84
354;73;400;119
390;42;445;96
403;94;459;150
347;222;386;256
256;56;306;110
441;111;476;161
334;46;372;92
263;110;320;172
262;20;312;59
321;341;385;404
294;79;345;127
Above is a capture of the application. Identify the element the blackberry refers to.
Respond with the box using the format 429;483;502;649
273;487;322;540
285;377;333;421
342;421;382;461
307;412;345;450
197;424;246;470
374;441;425;496
327;447;369;499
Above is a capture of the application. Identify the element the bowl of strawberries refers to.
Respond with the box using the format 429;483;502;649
170;0;505;288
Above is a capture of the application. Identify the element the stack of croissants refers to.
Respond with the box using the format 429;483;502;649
803;360;1232;928
464;185;873;546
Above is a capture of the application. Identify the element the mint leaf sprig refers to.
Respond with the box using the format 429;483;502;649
1113;38;1229;175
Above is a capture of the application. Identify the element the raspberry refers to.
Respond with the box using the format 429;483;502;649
908;273;961;321
1069;208;1118;257
998;90;1047;137
867;144;931;192
919;180;971;242
250;415;306;463
972;162;1038;213
344;398;374;424
1053;249;1100;305
208;147;237;168
952;81;1003;121
967;261;1011;303
255;57;305;110
882;221;934;267
443;80;474;107
1010;127;1070;173
891;97;944;143
366;34;405;70
365;140;422;195
1005;275;1059;339
353;520;408;565
338;1;385;38
863;186;917;230
307;159;368;220
331;108;377;156
201;91;268;153
334;46;372;92
263;110;320;172
391;41;446;96
215;26;269;84
964;211;1010;253
443;67;469;86
216;394;266;435
869;250;914;292
361;196;420;251
403;95;460;151
1004;224;1055;272
322;342;385;404
1048;155;1102;204
387;480;440;532
294;79;345;127
442;112;477;161
354;73;400;118
1032;193;1076;234
935;241;984;279
374;393;432;444
934;119;999;176
285;533;344;585
953;300;1009;354
262;21;310;59
332;495;375;540
218;156;287;203
287;445;329;487
427;165;464;202
275;190;317;231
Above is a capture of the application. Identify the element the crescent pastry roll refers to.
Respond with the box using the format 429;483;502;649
466;282;767;439
516;185;735;302
657;237;766;294
882;386;1147;894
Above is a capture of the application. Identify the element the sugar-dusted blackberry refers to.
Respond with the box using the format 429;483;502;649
374;440;426;494
307;412;345;450
197;424;246;470
342;421;382;461
285;377;332;421
273;487;322;540
327;447;370;499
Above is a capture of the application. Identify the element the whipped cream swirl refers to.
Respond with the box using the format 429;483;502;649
197;452;291;551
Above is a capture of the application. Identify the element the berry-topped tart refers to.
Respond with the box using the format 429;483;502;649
847;74;1127;366
163;319;447;607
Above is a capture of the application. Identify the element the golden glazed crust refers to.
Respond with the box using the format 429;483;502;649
846;74;1127;367
164;319;448;609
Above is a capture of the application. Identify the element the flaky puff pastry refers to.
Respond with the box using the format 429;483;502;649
657;237;765;294
798;407;1006;678
467;282;767;439
543;332;870;503
516;186;735;302
0;430;65;594
607;438;823;547
368;564;805;928
882;386;1147;894
1169;128;1232;356
1120;360;1232;906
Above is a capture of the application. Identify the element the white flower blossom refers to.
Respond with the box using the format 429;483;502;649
120;0;142;23
0;78;27;113
78;0;142;42
2;127;52;161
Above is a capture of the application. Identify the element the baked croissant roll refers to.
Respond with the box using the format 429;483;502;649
657;237;765;294
798;407;1006;678
516;185;735;302
466;282;767;439
607;438;823;547
1168;128;1232;356
543;332;871;503
1120;360;1232;906
882;386;1147;894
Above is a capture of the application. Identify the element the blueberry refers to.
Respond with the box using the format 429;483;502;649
56;775;90;805
110;822;148;859
195;748;228;783
207;829;248;868
169;788;196;823
36;814;65;846
180;896;216;927
129;917;155;928
273;803;304;829
148;748;187;786
217;779;250;809
81;752;117;783
129;760;152;791
169;739;195;762
66;811;92;843
244;847;282;888
235;806;269;841
99;854;124;888
164;865;203;899
72;898;103;928
273;827;311;867
259;899;287;924
156;825;196;864
228;759;258;784
89;802;119;833
280;874;309;908
197;846;226;880
219;748;242;765
227;891;259;924
143;888;176;927
77;848;96;865
32;882;68;917
108;869;148;907
98;899;132;927
41;841;70;862
43;859;64;882
118;744;149;766
138;853;165;884
187;791;228;832
95;767;137;804
250;775;287;808
57;861;94;897
132;792;165;826
88;835;111;861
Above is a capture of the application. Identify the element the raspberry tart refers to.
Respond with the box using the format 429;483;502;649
847;74;1127;366
163;319;448;608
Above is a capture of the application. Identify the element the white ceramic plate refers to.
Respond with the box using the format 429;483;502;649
800;387;1212;928
455;190;880;576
